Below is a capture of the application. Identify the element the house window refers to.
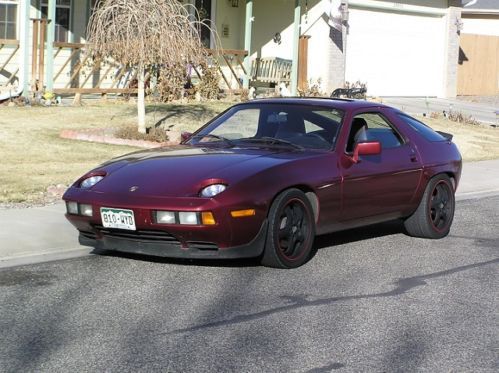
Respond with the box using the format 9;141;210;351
41;0;71;43
195;0;212;48
0;0;18;40
183;0;212;48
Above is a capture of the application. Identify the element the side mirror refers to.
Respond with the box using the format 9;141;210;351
351;141;381;163
181;131;193;143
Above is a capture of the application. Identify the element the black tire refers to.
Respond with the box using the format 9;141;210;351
404;174;455;239
261;189;316;269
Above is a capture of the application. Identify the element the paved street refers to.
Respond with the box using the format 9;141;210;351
381;97;498;125
0;195;497;372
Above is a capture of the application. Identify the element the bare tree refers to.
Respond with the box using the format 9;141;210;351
87;0;210;134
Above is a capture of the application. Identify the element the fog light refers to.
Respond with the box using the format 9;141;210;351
80;204;93;217
179;212;199;225
156;211;176;224
201;211;216;225
231;209;256;218
66;201;78;215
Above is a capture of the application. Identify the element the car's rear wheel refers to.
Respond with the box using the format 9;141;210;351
261;189;315;269
404;174;455;239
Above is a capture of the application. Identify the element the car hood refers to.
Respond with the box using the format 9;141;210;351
90;145;305;197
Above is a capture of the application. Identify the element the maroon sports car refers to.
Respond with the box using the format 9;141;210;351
63;98;461;268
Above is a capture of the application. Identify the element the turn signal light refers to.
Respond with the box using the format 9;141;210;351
201;212;217;225
231;209;256;218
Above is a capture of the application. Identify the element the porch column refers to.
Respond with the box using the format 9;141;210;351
21;0;30;97
243;0;253;89
45;0;56;91
291;0;301;96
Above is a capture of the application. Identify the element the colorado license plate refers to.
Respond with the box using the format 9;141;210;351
100;208;136;230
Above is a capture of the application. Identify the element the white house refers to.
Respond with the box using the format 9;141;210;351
0;0;498;101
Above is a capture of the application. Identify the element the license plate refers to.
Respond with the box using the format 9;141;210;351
100;207;136;231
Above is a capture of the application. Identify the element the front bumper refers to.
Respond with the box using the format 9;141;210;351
78;219;268;259
63;186;269;259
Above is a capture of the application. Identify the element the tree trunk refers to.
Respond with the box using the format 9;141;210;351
137;65;146;134
72;93;82;106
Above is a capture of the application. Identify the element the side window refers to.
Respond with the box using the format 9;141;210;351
347;112;403;152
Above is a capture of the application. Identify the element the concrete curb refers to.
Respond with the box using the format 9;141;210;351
456;188;499;201
0;246;94;269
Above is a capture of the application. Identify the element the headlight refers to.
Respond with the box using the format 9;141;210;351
80;175;104;189
179;212;200;225
66;201;78;215
80;204;93;217
155;211;176;224
200;184;227;198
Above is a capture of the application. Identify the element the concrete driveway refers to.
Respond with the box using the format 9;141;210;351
380;97;498;125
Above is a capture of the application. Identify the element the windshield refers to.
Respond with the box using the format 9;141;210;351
187;103;345;150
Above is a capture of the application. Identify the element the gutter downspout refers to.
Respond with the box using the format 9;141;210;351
243;0;253;89
290;0;301;96
1;0;29;101
45;0;56;92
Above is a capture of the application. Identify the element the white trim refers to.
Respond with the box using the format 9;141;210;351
348;0;447;16
461;8;499;15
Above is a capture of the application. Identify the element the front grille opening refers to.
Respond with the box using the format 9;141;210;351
92;225;181;244
79;230;97;240
187;242;219;251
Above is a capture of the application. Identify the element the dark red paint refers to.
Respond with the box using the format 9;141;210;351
63;98;462;259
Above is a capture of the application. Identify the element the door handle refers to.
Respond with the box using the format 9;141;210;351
410;149;418;162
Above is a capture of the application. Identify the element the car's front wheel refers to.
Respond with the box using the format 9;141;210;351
261;189;316;269
404;174;455;239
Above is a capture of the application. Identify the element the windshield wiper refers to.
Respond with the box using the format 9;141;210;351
239;137;304;150
190;134;234;146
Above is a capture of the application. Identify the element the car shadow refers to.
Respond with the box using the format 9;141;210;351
314;219;405;250
91;220;406;268
91;248;261;268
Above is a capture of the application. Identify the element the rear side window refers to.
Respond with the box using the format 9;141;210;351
398;114;447;142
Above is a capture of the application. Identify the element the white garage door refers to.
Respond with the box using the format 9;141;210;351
345;8;446;97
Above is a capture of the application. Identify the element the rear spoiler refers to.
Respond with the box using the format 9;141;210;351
436;131;453;141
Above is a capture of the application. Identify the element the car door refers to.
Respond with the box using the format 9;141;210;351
340;109;423;222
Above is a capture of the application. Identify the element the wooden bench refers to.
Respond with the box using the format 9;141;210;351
250;57;292;88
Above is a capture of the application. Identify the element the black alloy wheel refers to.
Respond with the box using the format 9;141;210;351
404;174;455;239
261;189;316;268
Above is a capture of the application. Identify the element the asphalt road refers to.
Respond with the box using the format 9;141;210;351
0;196;498;372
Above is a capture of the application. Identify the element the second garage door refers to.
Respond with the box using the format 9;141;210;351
345;8;446;97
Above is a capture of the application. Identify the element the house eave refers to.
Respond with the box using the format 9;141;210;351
461;8;499;15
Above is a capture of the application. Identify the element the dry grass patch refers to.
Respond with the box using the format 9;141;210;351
0;103;140;204
0;100;497;205
422;117;499;162
0;101;231;204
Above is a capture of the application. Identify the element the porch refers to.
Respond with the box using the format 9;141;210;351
0;0;328;101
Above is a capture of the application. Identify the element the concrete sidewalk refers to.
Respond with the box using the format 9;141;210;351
0;159;498;269
0;203;92;268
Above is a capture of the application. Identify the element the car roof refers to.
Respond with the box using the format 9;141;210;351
235;97;391;111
